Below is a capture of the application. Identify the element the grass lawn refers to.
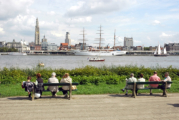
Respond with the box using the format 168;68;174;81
1;80;179;98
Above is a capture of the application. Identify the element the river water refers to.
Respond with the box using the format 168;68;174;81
0;55;178;69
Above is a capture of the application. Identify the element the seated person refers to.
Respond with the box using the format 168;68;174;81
149;71;161;95
48;72;59;97
121;73;137;95
22;76;34;98
160;72;172;95
136;73;145;94
59;73;72;98
137;73;145;89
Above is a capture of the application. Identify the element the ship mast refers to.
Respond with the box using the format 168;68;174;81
79;28;87;50
96;25;104;49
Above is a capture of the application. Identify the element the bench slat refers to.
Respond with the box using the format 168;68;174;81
43;82;79;86
127;81;172;85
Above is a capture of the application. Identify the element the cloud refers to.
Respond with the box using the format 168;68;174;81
0;0;34;20
65;0;136;17
160;32;172;37
66;16;92;23
170;8;179;12
153;20;161;25
134;40;141;43
47;11;56;15
0;27;5;34
51;31;64;37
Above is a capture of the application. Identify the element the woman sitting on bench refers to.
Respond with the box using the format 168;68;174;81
22;76;34;98
48;72;59;97
59;73;72;98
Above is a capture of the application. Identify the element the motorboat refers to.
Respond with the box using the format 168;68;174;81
38;62;45;67
88;57;105;62
8;52;27;56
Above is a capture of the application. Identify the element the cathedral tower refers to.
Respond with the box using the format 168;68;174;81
35;18;40;45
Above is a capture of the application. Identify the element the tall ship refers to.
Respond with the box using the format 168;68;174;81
154;44;168;57
73;26;126;56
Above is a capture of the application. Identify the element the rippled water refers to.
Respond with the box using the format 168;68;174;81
0;55;179;69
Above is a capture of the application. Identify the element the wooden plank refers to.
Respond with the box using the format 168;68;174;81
133;82;136;98
43;82;79;86
165;82;168;97
32;87;34;101
128;81;172;85
69;83;72;100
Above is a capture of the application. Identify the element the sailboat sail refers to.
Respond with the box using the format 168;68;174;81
154;48;157;54
158;44;161;54
163;47;167;54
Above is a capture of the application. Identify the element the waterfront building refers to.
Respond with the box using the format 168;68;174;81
133;46;143;51
60;43;68;50
75;42;86;50
47;43;58;51
149;46;157;51
124;37;133;51
42;35;47;42
164;43;179;51
29;42;35;50
5;39;30;52
65;32;71;46
35;45;41;50
41;41;48;50
35;18;40;45
0;41;5;47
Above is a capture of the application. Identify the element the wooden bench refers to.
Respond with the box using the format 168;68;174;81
32;82;79;101
127;81;172;98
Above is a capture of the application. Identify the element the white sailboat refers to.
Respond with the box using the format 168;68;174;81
154;44;168;57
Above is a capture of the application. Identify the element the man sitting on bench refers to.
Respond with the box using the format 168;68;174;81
121;73;137;95
149;71;161;95
159;72;172;96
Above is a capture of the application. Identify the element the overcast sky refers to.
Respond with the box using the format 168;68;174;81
0;0;179;47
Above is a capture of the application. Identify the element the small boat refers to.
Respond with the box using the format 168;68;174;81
154;44;169;57
9;52;27;56
38;62;45;67
88;57;105;62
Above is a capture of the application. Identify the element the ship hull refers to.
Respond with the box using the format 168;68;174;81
73;50;126;56
154;54;169;57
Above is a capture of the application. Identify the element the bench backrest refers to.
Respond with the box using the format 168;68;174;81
43;82;79;86
127;81;172;85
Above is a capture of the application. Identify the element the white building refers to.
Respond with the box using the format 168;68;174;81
5;39;30;52
47;43;58;51
124;37;133;51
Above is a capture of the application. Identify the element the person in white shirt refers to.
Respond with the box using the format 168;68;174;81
59;73;72;98
48;72;59;97
121;73;137;95
160;72;172;95
136;73;145;95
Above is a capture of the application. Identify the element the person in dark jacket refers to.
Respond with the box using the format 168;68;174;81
35;73;44;98
22;76;34;98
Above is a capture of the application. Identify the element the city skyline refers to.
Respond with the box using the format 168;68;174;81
0;0;179;47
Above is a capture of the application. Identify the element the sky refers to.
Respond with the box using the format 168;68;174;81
0;0;179;47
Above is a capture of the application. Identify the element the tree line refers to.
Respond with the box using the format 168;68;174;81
0;47;18;52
